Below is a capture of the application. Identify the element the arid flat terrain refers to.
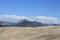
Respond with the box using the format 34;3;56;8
0;26;60;40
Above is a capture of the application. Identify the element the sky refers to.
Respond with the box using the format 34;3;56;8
0;0;60;24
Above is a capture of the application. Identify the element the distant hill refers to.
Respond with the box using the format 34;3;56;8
0;19;60;27
16;19;44;27
0;21;15;27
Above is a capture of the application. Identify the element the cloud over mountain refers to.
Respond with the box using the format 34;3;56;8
0;15;60;24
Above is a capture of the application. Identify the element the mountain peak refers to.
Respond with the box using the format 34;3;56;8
16;19;43;27
20;19;31;23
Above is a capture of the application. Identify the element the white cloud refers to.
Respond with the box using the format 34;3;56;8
34;16;60;24
0;15;33;22
0;15;60;24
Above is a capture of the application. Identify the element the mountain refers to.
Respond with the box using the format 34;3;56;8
16;19;44;27
0;19;60;27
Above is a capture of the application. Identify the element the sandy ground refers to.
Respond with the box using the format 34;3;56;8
0;26;60;40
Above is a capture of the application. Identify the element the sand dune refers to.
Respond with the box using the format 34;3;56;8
0;26;60;40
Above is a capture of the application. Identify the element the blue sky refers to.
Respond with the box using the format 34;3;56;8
0;0;60;18
0;0;60;24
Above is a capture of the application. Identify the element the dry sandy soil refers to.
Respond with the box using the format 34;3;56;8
0;26;60;40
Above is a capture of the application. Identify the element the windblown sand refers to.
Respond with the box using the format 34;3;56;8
0;26;60;40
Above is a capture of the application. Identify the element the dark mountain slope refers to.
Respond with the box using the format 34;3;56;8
16;19;44;27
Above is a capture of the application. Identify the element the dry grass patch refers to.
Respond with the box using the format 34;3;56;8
0;26;60;40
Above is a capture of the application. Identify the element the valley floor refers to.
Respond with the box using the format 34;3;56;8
0;26;60;40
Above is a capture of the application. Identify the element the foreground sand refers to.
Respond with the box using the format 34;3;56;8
0;26;60;40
